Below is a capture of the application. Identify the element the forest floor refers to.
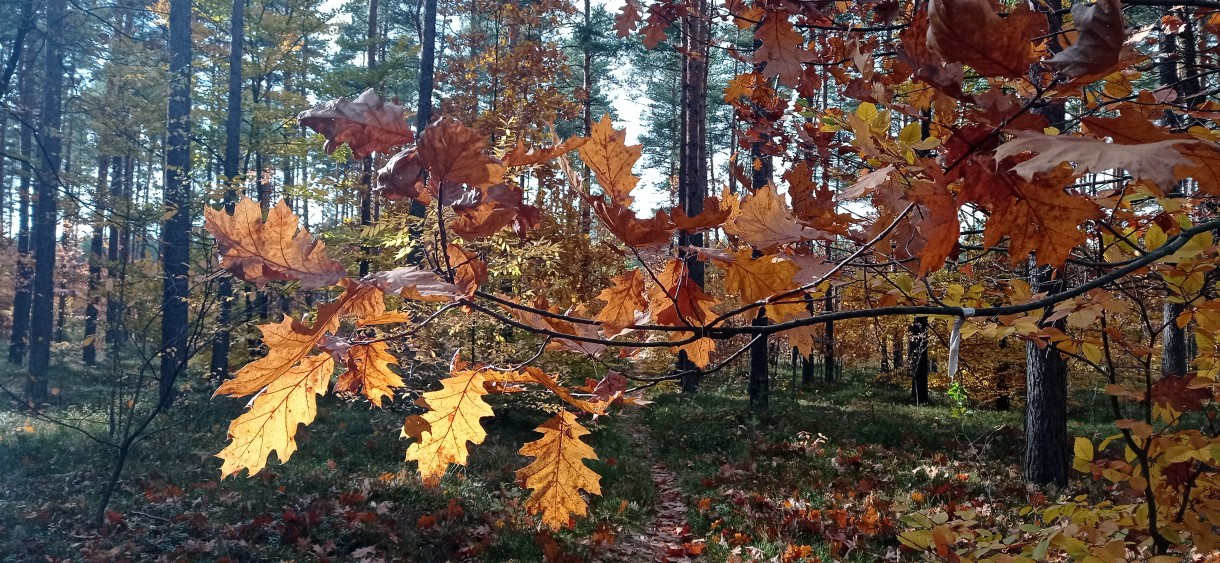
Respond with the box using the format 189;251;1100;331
0;361;1118;562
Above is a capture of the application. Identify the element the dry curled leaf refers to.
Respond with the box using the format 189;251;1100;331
1047;0;1125;78
926;0;1040;78
297;88;413;159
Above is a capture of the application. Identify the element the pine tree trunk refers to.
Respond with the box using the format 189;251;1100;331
106;155;125;355
1024;264;1068;486
211;0;243;379
749;310;770;412
27;0;67;403
823;286;836;383
159;0;192;409
676;0;708;394
9;47;35;365
84;156;107;365
909;316;930;404
358;0;378;277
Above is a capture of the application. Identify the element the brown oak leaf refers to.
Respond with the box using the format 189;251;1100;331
579;115;642;206
417;117;505;188
753;12;816;88
204;197;347;290
926;0;1041;78
297;89;413;159
1047;0;1125;79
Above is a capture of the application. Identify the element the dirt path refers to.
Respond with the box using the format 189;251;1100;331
592;410;696;563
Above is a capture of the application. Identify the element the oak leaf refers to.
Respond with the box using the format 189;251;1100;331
502;136;588;168
336;341;403;407
516;367;605;414
672;193;732;233
903;181;960;277
448;184;540;239
366;267;463;302
592;198;674;248
648;259;719;327
417;117;505;188
445;244;487;297
753;12;816;88
516;411;602;529
926;0;1040;78
595;269;648;336
218;354;334;477
376;149;428;203
725;184;827;251
673;335;716;369
960;164;1100;267
297;89;413;159
405;368;495;479
710;249;800;323
614;0;642;38
995;131;1193;191
204;197;347;290
1047;0;1125;78
579;115;642;206
214;304;342;398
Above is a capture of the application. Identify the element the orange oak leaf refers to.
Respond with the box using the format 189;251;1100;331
366;267;463;302
783;322;819;359
579;115;642;206
995;131;1193;192
218;354;334;478
903;181;960;277
204;197;347;290
926;0;1041;78
417;117;505;188
297;88;413;159
785;161;852;235
502;136;588;168
448;183;540;239
335;341;403;407
404;367;495;479
1046;0;1125;78
510;297;607;358
960;164;1100;267
648;259;718;327
753;12;816;88
516;366;605;414
672;192;732;233
592;198;675;248
614;0;642;38
710;249;800;323
516;411;602;529
725;184;827;251
214;303;343;398
595;269;648;336
445;244;488;297
673;335;716;369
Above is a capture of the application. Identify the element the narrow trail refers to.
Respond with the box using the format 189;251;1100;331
592;410;696;563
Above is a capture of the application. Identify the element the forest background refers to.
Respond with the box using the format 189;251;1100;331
1;0;1220;561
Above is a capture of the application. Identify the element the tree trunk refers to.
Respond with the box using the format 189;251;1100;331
749;310;769;412
84;156;107;365
1024;264;1068;486
357;0;378;278
909;316;930;405
8;51;34;364
159;0;193;409
211;0;243;379
106;155;125;355
892;328;903;369
823;285;836;383
27;0;68;403
578;0;592;235
676;0;708;394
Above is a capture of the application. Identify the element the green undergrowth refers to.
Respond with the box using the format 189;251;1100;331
0;365;655;562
